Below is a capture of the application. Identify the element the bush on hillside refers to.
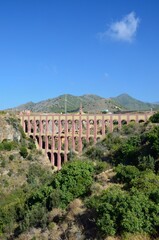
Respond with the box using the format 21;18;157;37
51;160;95;208
115;164;140;185
87;186;159;236
149;112;159;123
19;146;28;158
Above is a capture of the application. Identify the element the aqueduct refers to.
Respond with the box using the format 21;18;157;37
20;110;153;170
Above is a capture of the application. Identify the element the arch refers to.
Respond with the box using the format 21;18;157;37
48;120;53;134
97;120;102;135
30;120;34;133
75;119;79;133
54;120;58;134
48;136;52;150
89;119;94;135
42;136;45;149
61;120;65;134
75;136;79;152
54;152;58;167
138;119;145;123
113;120;118;125
104;120;109;134
61;137;65;150
82;120;87;134
121;120;127;125
82;137;87;149
61;152;64;165
47;152;51;163
89;136;94;145
24;120;28;133
36;120;40;133
54;136;58;150
68;120;72;133
35;135;39;144
41;120;46;134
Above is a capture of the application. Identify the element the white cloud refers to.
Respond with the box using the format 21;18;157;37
99;12;140;43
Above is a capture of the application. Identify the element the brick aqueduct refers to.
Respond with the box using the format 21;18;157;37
20;110;153;170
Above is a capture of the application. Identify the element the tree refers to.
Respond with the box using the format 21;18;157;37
51;160;94;207
149;112;159;123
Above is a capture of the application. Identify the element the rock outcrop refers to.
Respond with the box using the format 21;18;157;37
0;114;22;142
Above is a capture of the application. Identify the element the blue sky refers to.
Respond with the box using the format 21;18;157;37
0;0;159;109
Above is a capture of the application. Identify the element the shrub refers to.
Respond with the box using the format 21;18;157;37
19;146;28;158
28;138;36;150
149;112;159;123
115;164;140;185
0;141;18;151
94;161;110;174
87;186;159;236
9;154;14;161
51;160;94;207
21;203;47;230
85;146;104;160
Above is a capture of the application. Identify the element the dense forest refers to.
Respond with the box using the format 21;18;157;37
1;112;159;240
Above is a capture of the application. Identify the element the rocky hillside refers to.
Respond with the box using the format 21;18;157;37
8;93;159;113
0;113;22;142
112;93;159;111
9;94;125;113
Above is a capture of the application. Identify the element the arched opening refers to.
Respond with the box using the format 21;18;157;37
35;135;39;144
68;120;72;133
82;120;87;135
113;120;118;125
48;120;52;134
61;153;64;165
61;120;65;134
121;120;127;125
54;137;58;150
75;137;79;152
42;120;46;134
54;152;58;167
47;152;51;162
89;136;94;146
36;120;40;133
139;119;145;123
54;120;58;134
61;137;65;150
97;120;102;135
89;120;94;135
30;120;34;133
75;120;79;134
42;136;45;149
48;136;52;150
104;120;109;134
24;120;28;133
82;137;87;149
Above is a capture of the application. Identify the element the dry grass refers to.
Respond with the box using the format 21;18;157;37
121;232;151;240
66;198;85;221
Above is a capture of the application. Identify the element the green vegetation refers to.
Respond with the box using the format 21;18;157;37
112;93;159;111
1;112;159;239
149;111;159;123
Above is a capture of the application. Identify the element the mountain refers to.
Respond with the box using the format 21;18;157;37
111;94;159;111
8;93;159;113
9;94;124;113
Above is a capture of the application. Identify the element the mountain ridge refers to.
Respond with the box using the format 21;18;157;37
8;93;159;113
